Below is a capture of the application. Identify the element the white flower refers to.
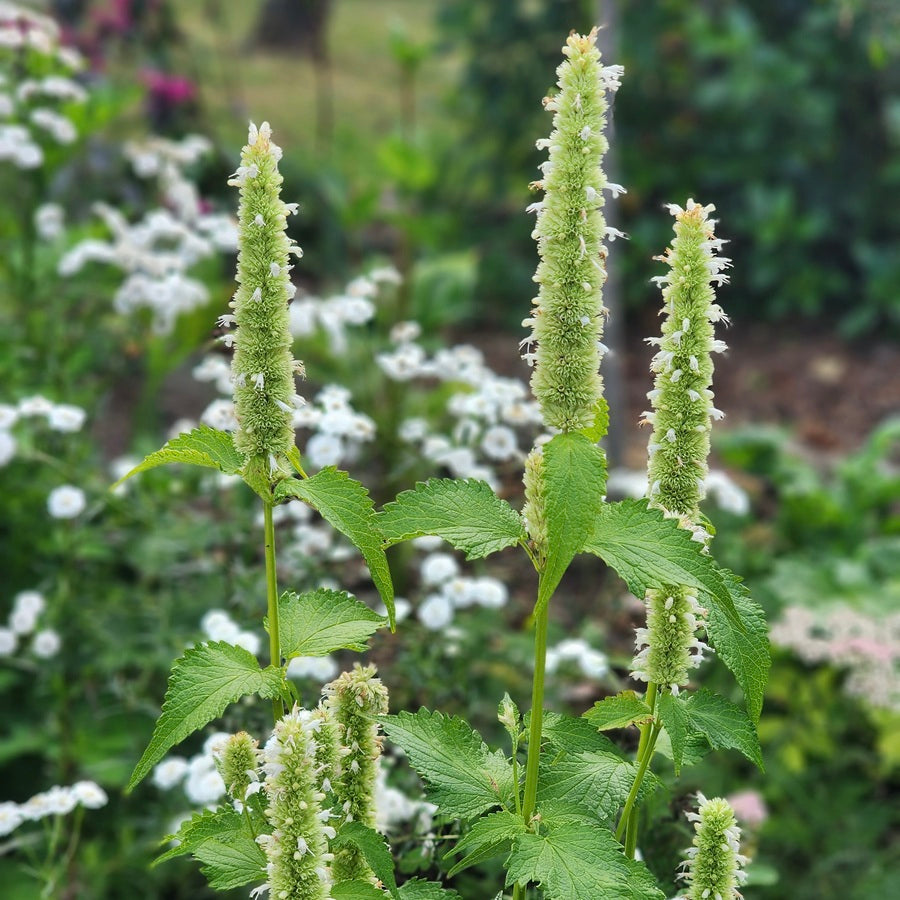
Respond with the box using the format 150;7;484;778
0;801;22;837
43;785;77;816
420;553;459;586
47;485;86;518
203;732;232;757
201;399;237;432
234;630;261;656
47;404;86;433
0;627;17;656
152;756;190;790
18;395;53;417
34;203;65;240
418;594;454;631
469;577;508;609
481;424;520;461
0;404;18;428
580;649;609;679
305;433;344;468
14;590;46;619
389;321;422;344
377;597;412;622
32;629;61;658
9;605;39;635
376;344;426;380
412;535;444;552
286;655;339;682
184;768;226;805
398;417;429;442
72;781;107;809
0;430;15;466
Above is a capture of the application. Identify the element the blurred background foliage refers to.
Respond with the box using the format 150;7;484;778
0;0;898;898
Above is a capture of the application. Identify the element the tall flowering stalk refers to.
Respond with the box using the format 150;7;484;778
619;200;731;855
258;709;335;900
324;664;389;883
677;795;748;900
523;27;622;433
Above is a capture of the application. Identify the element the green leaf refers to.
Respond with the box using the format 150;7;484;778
537;751;660;821
194;834;267;890
378;478;526;560
333;823;398;898
583;692;653;731
276;468;395;627
703;571;770;722
446;810;526;877
583;499;740;630
332;882;387;900
128;642;284;791
653;727;710;769
539;433;607;609
505;822;664;900
382;709;513;821
656;692;691;775
277;588;385;658
113;425;243;486
241;454;274;501
681;689;764;769
398;879;462;899
581;398;610;442
539;712;621;757
154;808;244;866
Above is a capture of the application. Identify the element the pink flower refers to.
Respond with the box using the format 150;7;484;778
726;789;768;828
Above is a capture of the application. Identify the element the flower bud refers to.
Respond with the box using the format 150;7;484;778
215;731;259;804
525;29;619;433
522;446;548;562
677;794;748;900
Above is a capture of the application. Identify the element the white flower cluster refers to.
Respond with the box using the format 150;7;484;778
286;654;339;683
384;340;543;489
770;604;900;710
151;732;230;805
0;3;85;170
605;467;750;516
414;547;509;632
58;135;238;334
373;762;437;835
290;268;401;353
0;781;107;838
200;610;262;656
0;590;60;659
293;385;376;470
0;395;87;467
545;637;609;681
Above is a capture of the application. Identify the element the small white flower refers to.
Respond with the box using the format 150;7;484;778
32;629;61;658
420;553;459;586
0;404;18;428
305;433;344;469
469;577;508;609
152;756;190;790
286;655;339;682
234;630;261;656
47;404;86;433
72;781;107;809
184;768;226;805
19;395;53;417
9;605;40;636
47;485;86;519
481;425;520;462
203;732;232;757
0;801;23;837
418;594;454;631
34;203;65;240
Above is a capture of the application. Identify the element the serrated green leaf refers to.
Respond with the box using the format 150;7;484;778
277;588;385;658
537;751;660;821
581;398;610;442
378;478;526;560
333;823;398;898
681;689;763;769
539;433;607;609
153;807;244;866
446;810;526;877
382;709;513;821
583;499;741;630
276;468;395;627
194;833;267;890
398;878;462;899
332;882;387;900
653;727;711;769
113;425;243;486
656;692;691;775
583;692;653;731
703;571;769;722
539;712;621;757
505;822;665;900
128;642;284;791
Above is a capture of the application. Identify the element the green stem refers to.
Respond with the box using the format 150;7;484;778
513;884;526;900
615;682;659;846
263;501;284;722
521;587;550;824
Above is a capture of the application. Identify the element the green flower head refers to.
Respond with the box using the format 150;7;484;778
226;121;304;474
678;794;748;900
323;664;389;883
643;199;730;533
214;731;260;805
523;28;624;433
259;707;335;900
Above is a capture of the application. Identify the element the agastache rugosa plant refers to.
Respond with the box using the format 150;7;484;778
118;33;769;900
